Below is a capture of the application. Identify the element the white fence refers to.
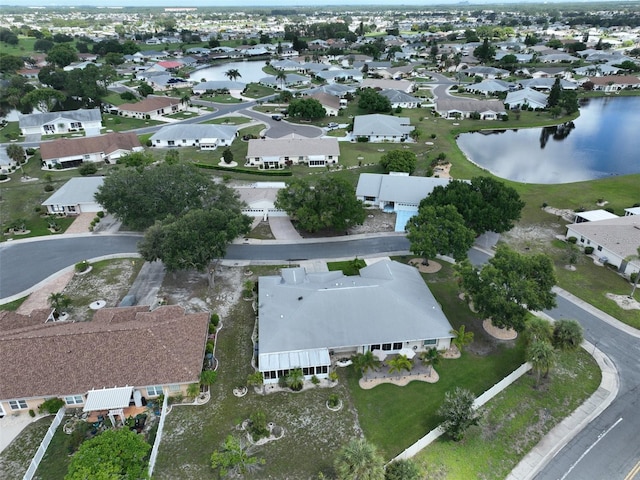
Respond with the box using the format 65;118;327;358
392;363;531;461
23;408;66;480
147;392;169;478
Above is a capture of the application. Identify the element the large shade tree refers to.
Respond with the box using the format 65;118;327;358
379;150;417;174
421;177;525;236
456;245;557;332
65;429;151;480
95;163;241;230
287;98;326;120
406;204;475;266
275;176;365;233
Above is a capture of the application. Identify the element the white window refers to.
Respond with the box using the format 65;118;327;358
169;385;181;393
146;386;164;396
9;399;28;410
423;339;437;346
65;395;84;405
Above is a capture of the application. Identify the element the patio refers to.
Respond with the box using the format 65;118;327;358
358;355;440;389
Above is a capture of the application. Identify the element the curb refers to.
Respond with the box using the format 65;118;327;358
506;341;619;480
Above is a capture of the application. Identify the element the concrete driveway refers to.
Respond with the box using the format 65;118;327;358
268;217;302;240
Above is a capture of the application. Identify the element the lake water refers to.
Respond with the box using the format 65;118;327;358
190;60;268;84
456;96;640;184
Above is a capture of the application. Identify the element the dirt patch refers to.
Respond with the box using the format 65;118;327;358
408;258;442;273
483;319;518;341
606;293;640;311
500;223;564;253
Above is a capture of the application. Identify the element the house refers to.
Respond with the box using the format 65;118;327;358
435;99;506;120
356;173;453;231
465;66;510;79
539;53;580;63
40;132;143;169
573;209;619;224
378;89;423;109
361;79;414;94
257;260;454;385
352;114;414;142
518;78;578;91
245;135;339;169
313;69;363;84
18;108;103;137
41;176;104;215
259;73;312;90
565;215;640;276
504;88;548;110
464;79;516;96
235;182;287;219
192;81;246;97
150;124;237;150
586;75;640;92
308;92;342;116
624;207;640;216
116;96;186;120
0;306;208;417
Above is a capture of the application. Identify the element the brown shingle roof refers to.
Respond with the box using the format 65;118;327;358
0;306;209;400
588;75;640;85
39;132;142;161
118;95;181;114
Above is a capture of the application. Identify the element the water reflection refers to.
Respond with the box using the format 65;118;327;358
456;97;640;184
189;60;268;84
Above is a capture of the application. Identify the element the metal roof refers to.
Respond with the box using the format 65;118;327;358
352;114;414;137
83;386;133;412
41;177;104;207
356;173;452;205
18;108;101;128
150;124;237;142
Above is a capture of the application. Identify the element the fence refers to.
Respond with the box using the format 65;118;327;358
23;407;66;480
147;391;169;478
392;363;531;462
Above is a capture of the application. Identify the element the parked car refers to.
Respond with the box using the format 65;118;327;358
271;115;282;121
327;122;339;129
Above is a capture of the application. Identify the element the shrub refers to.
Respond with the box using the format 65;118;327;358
44;184;54;192
169;393;184;404
29;409;36;417
356;136;369;142
34;206;42;213
311;375;320;385
26;148;36;155
0;174;7;181
328;394;340;408
93;216;100;223
38;397;65;414
567;236;578;244
208;323;216;334
146;139;152;147
210;313;220;326
328;371;338;382
541;202;548;208
96;211;105;218
584;246;594;254
430;133;437;139
78;162;98;176
631;272;638;284
248;410;270;441
75;260;89;272
206;341;214;354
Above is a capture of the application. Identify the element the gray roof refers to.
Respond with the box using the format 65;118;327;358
193;80;245;91
518;78;578;90
436;98;506;114
300;83;357;97
314;69;362;81
18;108;101;128
247;135;339;158
150;124;237;142
504;88;548;107
466;79;515;93
42;177;104;207
356;173;453;205
352;114;414;137
379;89;421;103
466;66;510;76
258;260;453;356
567;216;640;262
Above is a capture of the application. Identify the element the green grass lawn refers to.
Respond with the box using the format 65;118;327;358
414;348;601;479
203;116;252;125
242;83;276;99
199;93;244;103
101;114;163;132
0;122;21;142
327;258;366;275
0;416;54;479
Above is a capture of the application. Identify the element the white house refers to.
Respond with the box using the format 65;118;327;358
192;80;246;97
565;215;640;276
352;114;414;142
40;132;143;170
117;96;186;120
150;124;237;150
41;176;104;215
257;260;454;384
356;173;453;231
18;108;103;137
307;92;342;116
504;88;548;110
435;99;506;120
245;135;339;169
379;89;423;109
235;182;287;219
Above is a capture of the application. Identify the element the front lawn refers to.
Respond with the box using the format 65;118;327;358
242;83;276;99
327;258;366;276
415;348;601;479
101;114;163;132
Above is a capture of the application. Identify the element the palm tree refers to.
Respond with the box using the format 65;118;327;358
351;350;381;376
285;368;304;391
225;68;241;82
387;355;412;377
48;292;71;318
552;319;584;351
334;438;385;480
420;347;441;375
527;340;556;386
450;325;474;353
275;70;287;90
523;317;553;346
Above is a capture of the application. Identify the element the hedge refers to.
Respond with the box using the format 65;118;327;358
193;162;292;176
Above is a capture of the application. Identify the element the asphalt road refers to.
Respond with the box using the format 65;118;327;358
535;296;640;480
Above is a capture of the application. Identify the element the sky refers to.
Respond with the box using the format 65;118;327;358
3;0;615;7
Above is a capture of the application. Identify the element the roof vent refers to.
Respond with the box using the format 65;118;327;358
298;296;303;301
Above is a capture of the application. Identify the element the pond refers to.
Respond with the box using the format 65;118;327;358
456;96;640;184
190;60;269;84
